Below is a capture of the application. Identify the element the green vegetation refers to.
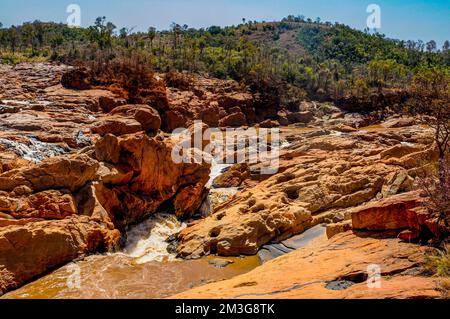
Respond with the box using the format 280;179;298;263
425;246;450;298
0;16;449;107
425;246;450;277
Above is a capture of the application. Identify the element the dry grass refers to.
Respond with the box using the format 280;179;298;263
424;245;450;298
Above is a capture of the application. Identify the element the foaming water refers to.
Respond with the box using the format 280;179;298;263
120;213;186;263
0;136;66;163
1;143;265;299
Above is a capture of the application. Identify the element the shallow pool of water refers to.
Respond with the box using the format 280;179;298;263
2;254;260;299
2;213;261;299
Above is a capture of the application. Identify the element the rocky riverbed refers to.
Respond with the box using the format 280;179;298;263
0;62;447;299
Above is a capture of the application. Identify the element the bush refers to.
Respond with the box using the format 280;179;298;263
75;49;168;110
165;71;193;90
424;246;450;298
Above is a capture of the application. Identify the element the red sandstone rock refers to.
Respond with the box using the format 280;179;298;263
351;191;423;231
110;104;161;132
0;216;119;295
0;154;99;193
219;112;247;127
0;190;77;220
259;119;280;128
172;232;439;299
212;163;250;188
93;132;211;228
98;96;127;112
92;116;143;136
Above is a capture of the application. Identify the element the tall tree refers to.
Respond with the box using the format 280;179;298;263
408;67;450;189
426;40;437;53
147;27;156;51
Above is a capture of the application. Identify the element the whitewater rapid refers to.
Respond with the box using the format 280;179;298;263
119;213;186;263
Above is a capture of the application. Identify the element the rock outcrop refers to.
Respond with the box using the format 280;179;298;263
0;62;445;300
0;129;210;295
0;216;117;294
350;191;443;240
175;125;436;258
93;132;210;228
162;72;335;131
171;232;439;299
212;163;250;188
61;68;92;90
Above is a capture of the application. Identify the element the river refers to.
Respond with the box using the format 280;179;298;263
1;125;326;299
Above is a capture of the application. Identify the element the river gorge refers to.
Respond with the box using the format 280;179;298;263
0;62;447;299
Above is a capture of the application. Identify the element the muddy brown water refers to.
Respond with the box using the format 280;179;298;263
2;213;261;299
2;254;260;299
1;125;348;299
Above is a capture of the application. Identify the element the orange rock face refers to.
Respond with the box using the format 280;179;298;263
110;104;161;132
0;62;445;300
0;130;210;294
0;190;77;220
171;232;439;299
0;216;118;294
0;67;210;297
0;154;99;193
175;125;437;258
351;191;423;231
93;132;211;228
212;163;250;188
61;68;92;90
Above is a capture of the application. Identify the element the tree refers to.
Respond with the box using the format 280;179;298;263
426;40;437;53
408;67;450;190
147;26;156;51
50;33;64;57
88;17;116;49
367;59;407;88
9;26;20;53
443;40;450;52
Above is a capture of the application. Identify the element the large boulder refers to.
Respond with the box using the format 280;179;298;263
217;93;253;109
350;191;438;238
110;104;161;132
212;163;250;188
98;96;127;113
0;216;119;295
92;116;143;136
0;154;99;193
92;105;161;136
164;109;188;132
0;190;77;220
219;112;247;127
287;111;314;124
93;132;211;227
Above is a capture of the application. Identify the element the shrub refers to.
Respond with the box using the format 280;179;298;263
424;246;450;298
75;49;169;110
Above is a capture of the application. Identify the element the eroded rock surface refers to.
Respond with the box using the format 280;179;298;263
0;66;211;296
172;232;439;299
175;125;438;258
0;62;445;300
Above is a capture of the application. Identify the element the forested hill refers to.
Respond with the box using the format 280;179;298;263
1;16;449;104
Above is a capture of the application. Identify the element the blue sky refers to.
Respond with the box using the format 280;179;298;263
0;0;449;46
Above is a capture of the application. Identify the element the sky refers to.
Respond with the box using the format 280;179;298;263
0;0;449;46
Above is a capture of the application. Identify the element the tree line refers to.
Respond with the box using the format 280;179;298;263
0;17;448;106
